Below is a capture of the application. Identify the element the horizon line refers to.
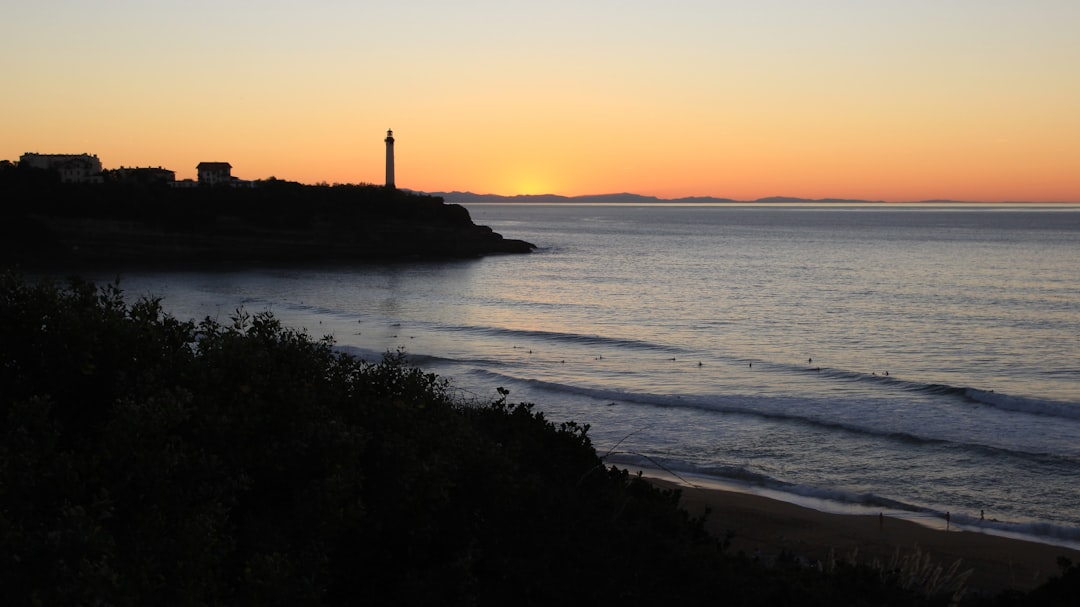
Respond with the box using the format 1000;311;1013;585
419;190;1080;205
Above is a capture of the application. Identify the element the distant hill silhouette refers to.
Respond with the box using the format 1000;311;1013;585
425;191;885;204
752;196;884;203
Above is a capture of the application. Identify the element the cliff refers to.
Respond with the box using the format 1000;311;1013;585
0;178;534;269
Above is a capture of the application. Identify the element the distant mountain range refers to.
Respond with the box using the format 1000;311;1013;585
422;191;886;204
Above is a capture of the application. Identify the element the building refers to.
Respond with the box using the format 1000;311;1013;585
110;166;176;185
19;153;103;183
196;162;232;186
384;129;395;188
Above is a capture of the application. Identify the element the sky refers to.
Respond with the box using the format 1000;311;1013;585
2;0;1078;201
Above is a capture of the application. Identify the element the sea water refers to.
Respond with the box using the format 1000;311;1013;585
92;203;1080;548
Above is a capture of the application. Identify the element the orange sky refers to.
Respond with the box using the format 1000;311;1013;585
2;1;1078;201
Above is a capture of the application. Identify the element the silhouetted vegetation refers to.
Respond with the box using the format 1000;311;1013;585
0;167;533;267
2;273;1078;605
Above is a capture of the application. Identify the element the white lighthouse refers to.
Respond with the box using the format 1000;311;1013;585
384;129;395;188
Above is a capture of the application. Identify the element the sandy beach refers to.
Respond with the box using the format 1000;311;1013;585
645;476;1080;595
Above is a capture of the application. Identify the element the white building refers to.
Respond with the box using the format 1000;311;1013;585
20;153;103;183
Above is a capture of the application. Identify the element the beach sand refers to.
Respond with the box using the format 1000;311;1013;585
645;476;1080;595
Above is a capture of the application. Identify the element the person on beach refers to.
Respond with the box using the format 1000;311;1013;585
946;511;951;530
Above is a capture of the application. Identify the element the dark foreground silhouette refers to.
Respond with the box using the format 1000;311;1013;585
3;274;1079;606
0;167;533;268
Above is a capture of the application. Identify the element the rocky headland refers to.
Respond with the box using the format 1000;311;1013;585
0;177;534;269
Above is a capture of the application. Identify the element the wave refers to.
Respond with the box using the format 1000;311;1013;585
322;300;1079;425
800;365;1080;421
332;345;394;363
963;388;1080;420
604;454;1080;550
437;323;686;355
607;452;946;514
331;306;692;358
333;345;511;370
468;369;1079;464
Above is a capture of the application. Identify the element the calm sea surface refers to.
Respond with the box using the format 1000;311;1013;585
96;203;1080;547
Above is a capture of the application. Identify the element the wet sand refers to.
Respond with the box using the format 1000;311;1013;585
645;476;1080;594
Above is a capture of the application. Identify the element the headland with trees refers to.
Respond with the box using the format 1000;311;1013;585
0;161;534;269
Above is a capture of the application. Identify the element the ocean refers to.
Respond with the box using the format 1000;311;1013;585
92;203;1080;549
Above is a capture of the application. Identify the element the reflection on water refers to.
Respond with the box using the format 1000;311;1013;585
92;204;1080;544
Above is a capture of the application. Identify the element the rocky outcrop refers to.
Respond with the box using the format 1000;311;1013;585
1;181;535;269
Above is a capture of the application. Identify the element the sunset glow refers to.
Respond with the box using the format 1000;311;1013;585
2;1;1078;201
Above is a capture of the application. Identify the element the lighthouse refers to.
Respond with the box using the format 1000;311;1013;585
384;129;395;188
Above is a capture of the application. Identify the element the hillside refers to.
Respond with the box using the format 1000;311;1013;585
4;273;1079;605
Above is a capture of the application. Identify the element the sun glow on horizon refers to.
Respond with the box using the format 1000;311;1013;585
504;167;560;197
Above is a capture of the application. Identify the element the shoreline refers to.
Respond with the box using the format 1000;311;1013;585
638;470;1080;594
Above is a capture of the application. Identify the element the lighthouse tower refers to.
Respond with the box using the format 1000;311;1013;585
384;129;395;188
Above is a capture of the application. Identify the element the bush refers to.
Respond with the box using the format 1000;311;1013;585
6;272;1026;606
0;273;722;605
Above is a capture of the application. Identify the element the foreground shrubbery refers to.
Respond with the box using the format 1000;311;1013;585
1;272;1076;605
